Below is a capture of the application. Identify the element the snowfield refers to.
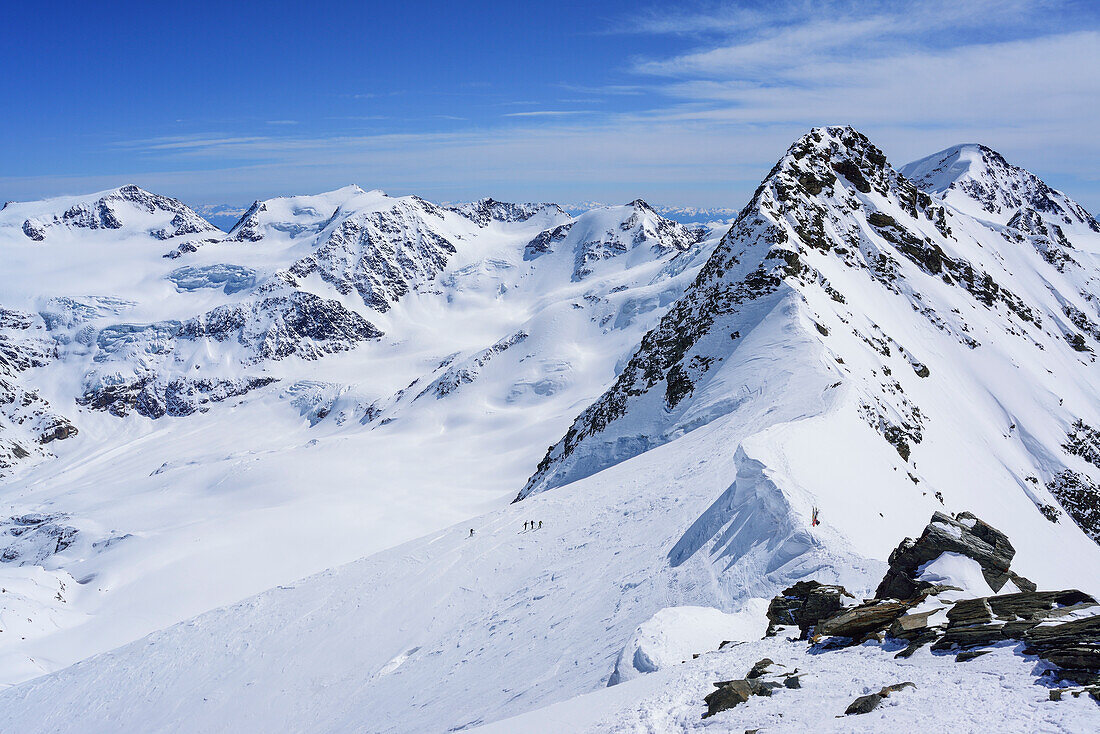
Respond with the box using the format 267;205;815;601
0;126;1098;732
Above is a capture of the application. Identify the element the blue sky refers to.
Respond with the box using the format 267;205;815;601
2;0;1098;213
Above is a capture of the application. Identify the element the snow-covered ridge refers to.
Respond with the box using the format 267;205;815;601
451;197;569;227
562;201;739;224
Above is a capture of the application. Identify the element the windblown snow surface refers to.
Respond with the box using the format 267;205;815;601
0;127;1099;733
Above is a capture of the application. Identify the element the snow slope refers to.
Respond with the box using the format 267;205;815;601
0;408;880;733
0;127;1097;733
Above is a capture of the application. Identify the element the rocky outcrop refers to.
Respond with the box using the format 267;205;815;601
73;275;381;419
0;513;79;565
932;589;1096;652
902;144;1100;232
523;223;573;260
1046;469;1100;544
414;331;527;401
874;511;1020;600
1023;614;1100;685
703;677;779;718
0;314;78;477
815;600;913;641
765;581;854;638
79;374;278;419
570;200;700;281
761;511;1100;688
182;286;383;362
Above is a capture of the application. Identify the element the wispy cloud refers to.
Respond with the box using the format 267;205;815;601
265;120;299;125
555;83;647;96
114;135;275;152
502;110;597;118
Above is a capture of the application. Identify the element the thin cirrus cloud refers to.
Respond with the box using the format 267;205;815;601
502;110;597;118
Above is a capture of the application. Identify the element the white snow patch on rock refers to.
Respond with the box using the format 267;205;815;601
916;552;995;597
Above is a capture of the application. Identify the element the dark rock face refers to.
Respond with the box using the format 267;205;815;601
247;291;383;360
875;511;1017;600
1059;422;1100;538
414;331;527;400
22;219;45;241
0;321;79;476
1063;419;1100;468
182;288;382;362
36;416;78;444
1023;612;1100;685
79;375;278;419
225;200;267;241
523;223;573;260
765;580;854;638
844;682;915;715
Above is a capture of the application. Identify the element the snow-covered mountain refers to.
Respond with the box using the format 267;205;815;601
4;184;220;243
523;127;1100;555
901;144;1100;240
0;183;719;687
0;128;1098;732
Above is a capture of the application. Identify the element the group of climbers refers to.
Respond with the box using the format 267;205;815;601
467;519;544;538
